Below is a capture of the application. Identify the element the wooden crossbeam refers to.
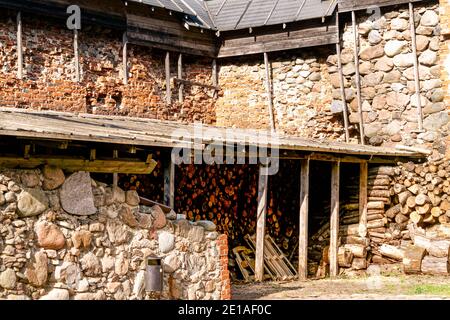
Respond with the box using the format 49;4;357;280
0;156;158;174
173;78;220;91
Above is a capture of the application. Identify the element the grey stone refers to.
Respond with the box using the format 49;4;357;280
405;65;432;81
391;18;408;31
0;193;5;206
80;252;101;276
331;100;344;114
393;53;414;68
420;10;439;27
423;112;449;130
416;26;434;36
188;226;205;242
42;165;65;190
40;288;70;300
360;44;384;61
21;171;40;188
418;131;437;142
158;231;175;253
429;37;440;51
363;72;383;87
372;95;387;110
419;50;438;66
364;123;383;138
416;35;429;51
431;89;445;103
17;188;48;217
163;253;181;273
359;61;372;75
106;219;130;245
384;40;407;57
423;79;442;90
383;70;401;83
385;120;402;136
369;136;384;146
114;252;129;276
195;220;217;232
132;270;145;298
342;62;355;76
0;268;16;289
410;94;429;108
74;291;106;300
5;191;16;203
60;172;96;216
386;92;410;110
368;30;382;44
125;190;140;206
423;103;445;115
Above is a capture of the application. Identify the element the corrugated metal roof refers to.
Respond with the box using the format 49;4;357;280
0;108;423;158
127;0;337;31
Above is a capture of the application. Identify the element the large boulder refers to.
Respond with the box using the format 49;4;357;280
420;10;439;27
80;252;101;276
17;188;49;217
384;40;407;57
42;165;65;190
60;172;96;216
423;112;449;131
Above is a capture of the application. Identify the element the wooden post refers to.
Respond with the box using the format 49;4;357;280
17;11;23;80
263;52;275;133
409;2;423;131
164;157;175;208
335;12;350;143
359;162;368;238
351;11;365;145
178;53;183;103
212;58;218;99
255;166;268;282
74;29;80;82
330;162;340;278
165;51;171;105
122;32;128;85
113;149;119;187
298;159;310;280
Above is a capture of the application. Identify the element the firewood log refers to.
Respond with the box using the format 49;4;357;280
415;194;430;206
423;214;435;224
406;196;417;208
367;201;385;210
395;213;409;224
369;167;394;176
340;236;370;246
398;191;411;205
401;205;411;215
386;204;401;219
421;256;449;275
343;244;367;258
368;178;391;186
367;218;387;229
379;244;405;261
372;255;395;264
368;190;391;198
417;204;431;215
402;245;426;274
431;207;443;218
338;247;353;268
367;213;385;221
440;200;450;211
352;258;368;270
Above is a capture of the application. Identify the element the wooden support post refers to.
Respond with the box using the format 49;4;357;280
113;149;119;187
122;32;128;85
351;11;365;145
17;11;23;80
330;162;340;278
178;53;183;104
74;29;80;82
212;58;218;99
165;51;171;105
409;2;423;131
359;162;368;238
255;166;268;282
335;12;350;143
164;157;175;208
298;159;310;280
263;52;275;133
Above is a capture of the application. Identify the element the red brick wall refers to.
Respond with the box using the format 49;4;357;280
217;234;231;300
0;11;216;123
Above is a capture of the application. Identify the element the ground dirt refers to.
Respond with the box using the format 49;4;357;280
232;275;450;300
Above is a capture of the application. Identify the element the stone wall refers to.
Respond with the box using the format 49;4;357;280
439;0;450;158
0;167;228;300
0;11;216;123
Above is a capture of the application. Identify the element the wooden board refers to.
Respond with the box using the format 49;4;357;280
299;159;310;280
330;161;340;278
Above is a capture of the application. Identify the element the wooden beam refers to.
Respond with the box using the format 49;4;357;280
409;2;423;131
298;158;309;280
330;161;340;278
113;149;119;186
164;157;175;208
74;29;80;82
123;32;128;85
263;52;275;133
255;167;269;282
0;156;158;174
17;11;23;80
351;11;365;145
165;51;171;105
359;162;368;238
212;58;218;99
335;12;350;143
89;149;96;161
177;53;183;103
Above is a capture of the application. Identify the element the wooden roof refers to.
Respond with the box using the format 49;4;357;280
0;108;424;159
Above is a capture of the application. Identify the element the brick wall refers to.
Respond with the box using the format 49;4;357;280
217;234;231;300
0;10;216;123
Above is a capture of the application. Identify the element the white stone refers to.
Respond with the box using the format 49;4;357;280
0;268;16;289
391;18;408;31
384;40;407;57
420;10;439;27
393;53;414;68
419;50;438;66
368;30;382;44
158;231;175;253
40;288;70;300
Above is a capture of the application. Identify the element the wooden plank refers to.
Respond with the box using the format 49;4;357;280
409;2;423;131
338;0;423;12
359;162;368;238
122;32;128;85
113;149;119;186
164;157;175;208
177;53;183;103
174;78;220;90
264;52;275;133
352;11;365;145
17;11;23;79
330;162;340;278
255;167;269;282
298;159;310;280
0;156;158;174
335;12;350;143
74;29;80;82
165;51;171;105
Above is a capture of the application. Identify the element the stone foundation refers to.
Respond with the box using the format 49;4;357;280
0;167;228;300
